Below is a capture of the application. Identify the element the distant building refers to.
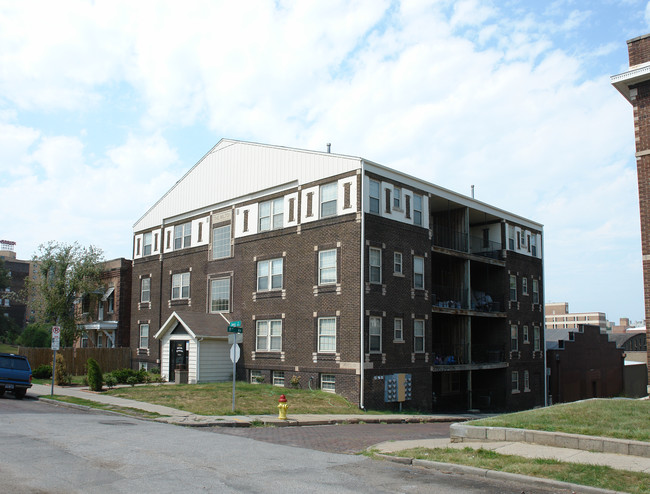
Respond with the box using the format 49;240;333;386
608;328;647;364
546;325;625;404
0;240;34;329
612;33;650;383
544;302;607;331
75;258;132;348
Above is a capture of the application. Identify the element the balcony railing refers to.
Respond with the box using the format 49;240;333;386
431;284;468;310
432;344;470;365
431;226;503;259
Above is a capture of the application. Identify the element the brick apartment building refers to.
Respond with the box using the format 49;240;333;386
612;33;650;382
131;139;545;412
75;258;132;348
0;240;33;329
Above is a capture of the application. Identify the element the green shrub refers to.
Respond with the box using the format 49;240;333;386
87;358;103;391
32;364;52;379
150;366;160;375
54;353;71;385
111;368;138;384
137;368;148;383
104;373;117;389
126;376;138;387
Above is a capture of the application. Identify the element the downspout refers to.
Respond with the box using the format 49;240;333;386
542;230;548;407
360;161;366;410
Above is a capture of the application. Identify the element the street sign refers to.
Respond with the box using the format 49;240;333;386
229;344;241;363
228;333;243;345
51;326;60;351
227;321;242;333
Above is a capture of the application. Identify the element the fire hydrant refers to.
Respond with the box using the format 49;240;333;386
277;394;289;420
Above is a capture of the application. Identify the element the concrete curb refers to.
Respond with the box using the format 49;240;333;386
450;423;650;458
376;453;623;494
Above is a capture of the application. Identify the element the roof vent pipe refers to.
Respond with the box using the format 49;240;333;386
471;185;475;198
327;143;331;153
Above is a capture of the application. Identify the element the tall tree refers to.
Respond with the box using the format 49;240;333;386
30;241;104;347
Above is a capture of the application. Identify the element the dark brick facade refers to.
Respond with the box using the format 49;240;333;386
624;35;650;382
547;325;624;403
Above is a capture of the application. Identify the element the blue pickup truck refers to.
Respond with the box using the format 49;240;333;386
0;353;32;399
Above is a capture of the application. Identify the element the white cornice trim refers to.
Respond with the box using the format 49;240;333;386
611;63;650;102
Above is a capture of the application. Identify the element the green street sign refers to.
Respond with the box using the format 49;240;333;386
227;321;242;333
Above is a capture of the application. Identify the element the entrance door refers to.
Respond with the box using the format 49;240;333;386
169;340;189;381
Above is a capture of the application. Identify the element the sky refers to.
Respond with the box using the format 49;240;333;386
0;0;648;323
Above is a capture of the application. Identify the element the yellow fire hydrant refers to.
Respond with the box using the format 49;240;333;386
277;394;289;420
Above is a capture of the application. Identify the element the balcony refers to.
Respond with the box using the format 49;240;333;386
431;226;503;260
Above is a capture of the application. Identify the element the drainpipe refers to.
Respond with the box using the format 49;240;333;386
196;337;201;383
360;162;366;410
542;231;548;407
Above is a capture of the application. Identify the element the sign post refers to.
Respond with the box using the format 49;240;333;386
50;326;61;397
227;321;242;412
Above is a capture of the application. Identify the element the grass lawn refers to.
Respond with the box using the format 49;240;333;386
0;343;18;353
32;375;87;386
469;399;650;442
382;447;650;494
106;382;362;415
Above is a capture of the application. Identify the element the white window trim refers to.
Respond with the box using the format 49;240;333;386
414;319;425;353
255;319;282;352
320;182;337;218
394;318;404;341
212;224;231;260
512;371;520;393
174;222;192;250
257;258;283;292
413;194;423;226
369;247;382;284
141;277;151;303
369;316;382;353
394;252;403;275
318;317;336;353
318;249;337;285
273;371;285;387
171;272;190;300
369;179;380;214
259;197;284;231
139;324;149;349
413;256;425;290
250;370;262;384
524;370;530;392
321;374;336;393
210;277;231;313
511;325;518;351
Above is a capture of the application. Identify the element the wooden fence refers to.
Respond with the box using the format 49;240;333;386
18;347;132;375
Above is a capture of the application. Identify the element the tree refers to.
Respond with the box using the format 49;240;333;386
87;358;103;391
16;323;51;347
29;241;104;347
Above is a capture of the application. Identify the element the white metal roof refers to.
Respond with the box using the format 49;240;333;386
134;139;362;231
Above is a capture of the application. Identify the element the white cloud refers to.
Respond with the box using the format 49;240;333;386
0;1;645;320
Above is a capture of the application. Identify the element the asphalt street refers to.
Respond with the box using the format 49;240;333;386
1;397;579;494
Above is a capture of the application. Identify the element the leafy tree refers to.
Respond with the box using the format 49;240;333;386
16;323;51;347
29;241;104;347
87;358;103;391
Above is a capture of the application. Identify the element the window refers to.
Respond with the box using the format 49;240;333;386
210;278;230;312
524;370;530;392
250;370;262;384
369;316;382;353
212;224;231;259
509;275;517;301
139;324;149;349
143;232;152;256
259;198;284;231
532;279;539;304
256;320;282;352
320;182;337;217
413;256;424;289
172;273;190;300
413;194;423;226
174;222;191;250
414;319;425;353
369;247;381;284
81;332;89;348
394;252;403;274
136;238;141;256
257;258;283;291
512;371;519;392
516;231;521;249
523;325;529;343
511;325;518;351
394;318;403;341
508;226;515;250
321;374;336;393
533;326;541;351
141;277;151;303
522;277;528;296
369;179;380;214
531;236;537;256
393;187;401;209
273;371;285;387
107;292;114;314
3;299;9;307
139;362;148;371
318;317;336;353
319;249;337;285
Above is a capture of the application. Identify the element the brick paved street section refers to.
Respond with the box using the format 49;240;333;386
211;422;452;453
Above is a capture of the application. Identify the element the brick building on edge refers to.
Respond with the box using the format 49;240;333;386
612;34;650;383
131;139;545;412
